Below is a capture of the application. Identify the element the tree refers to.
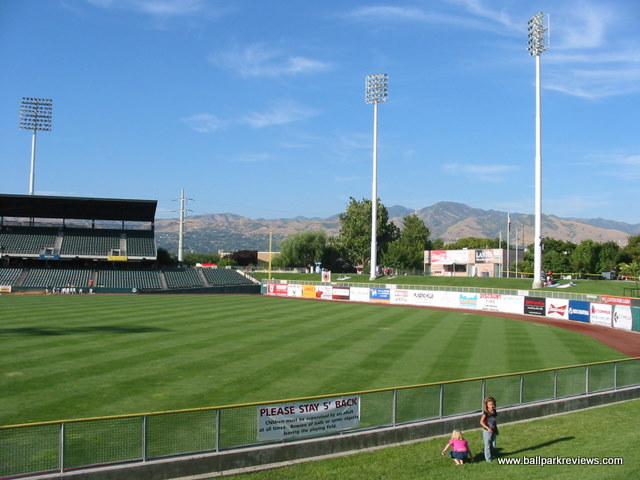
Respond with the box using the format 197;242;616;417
183;252;221;265
337;197;400;269
620;235;640;264
446;237;498;250
597;241;620;273
276;231;328;268
571;239;599;275
381;214;431;270
541;239;575;274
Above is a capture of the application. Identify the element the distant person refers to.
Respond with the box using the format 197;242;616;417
441;429;472;465
480;396;498;462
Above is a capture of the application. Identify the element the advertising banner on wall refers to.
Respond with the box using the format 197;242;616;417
409;290;437;306
524;297;546;316
478;293;501;312
568;300;590;322
257;396;360;442
302;285;317;298
430;250;470;265
332;286;350;300
267;283;288;296
315;285;333;299
287;284;302;297
349;287;370;303
498;294;525;314
600;296;632;306
369;288;391;303
391;288;411;304
458;293;479;309
546;299;569;320
590;303;612;327
474;249;501;264
613;305;633;331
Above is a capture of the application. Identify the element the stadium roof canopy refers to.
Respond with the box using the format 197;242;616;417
0;194;157;222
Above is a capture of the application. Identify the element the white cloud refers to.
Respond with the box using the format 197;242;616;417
241;100;318;128
86;0;206;16
212;43;332;77
441;162;518;182
181;113;225;132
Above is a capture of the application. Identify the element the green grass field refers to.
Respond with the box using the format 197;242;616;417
0;294;626;426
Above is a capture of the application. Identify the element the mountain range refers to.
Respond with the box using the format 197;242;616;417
154;201;640;253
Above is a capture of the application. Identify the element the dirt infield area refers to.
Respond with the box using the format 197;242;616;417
440;307;640;357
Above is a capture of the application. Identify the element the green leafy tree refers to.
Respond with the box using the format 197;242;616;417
276;231;328;268
620;235;640;264
446;237;498;250
183;252;221;265
597;241;620;273
541;239;575;274
337;197;400;269
381;214;431;270
571;239;599;274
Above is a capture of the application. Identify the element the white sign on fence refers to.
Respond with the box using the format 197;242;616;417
257;396;360;441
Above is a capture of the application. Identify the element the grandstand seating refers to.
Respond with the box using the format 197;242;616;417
125;231;156;258
202;268;255;286
0;268;22;285
0;226;58;254
22;268;92;288
164;268;204;288
96;269;162;290
59;229;121;257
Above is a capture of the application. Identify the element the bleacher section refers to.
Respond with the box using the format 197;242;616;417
96;270;162;290
202;268;255;286
0;226;58;255
0;267;22;285
60;229;121;257
22;268;92;288
125;231;156;258
164;268;204;288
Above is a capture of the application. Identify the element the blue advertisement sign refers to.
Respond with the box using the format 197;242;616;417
369;288;391;302
568;300;590;322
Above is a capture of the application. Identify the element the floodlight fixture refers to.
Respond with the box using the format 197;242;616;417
365;73;388;280
527;13;549;288
19;97;53;195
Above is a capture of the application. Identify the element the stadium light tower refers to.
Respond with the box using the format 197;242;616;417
527;13;549;289
19;97;53;195
365;73;388;280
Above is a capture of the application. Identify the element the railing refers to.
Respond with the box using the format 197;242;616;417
2;358;639;479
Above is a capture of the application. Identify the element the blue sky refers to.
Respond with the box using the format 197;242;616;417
1;0;638;223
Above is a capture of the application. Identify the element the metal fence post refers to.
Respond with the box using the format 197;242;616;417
438;384;444;419
519;374;524;404
614;361;618;390
215;409;220;453
553;369;558;399
392;389;397;427
585;365;590;394
59;422;65;474
142;415;147;462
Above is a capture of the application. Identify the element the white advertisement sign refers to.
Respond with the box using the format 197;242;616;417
391;289;411;304
257;396;360;442
409;290;437;306
349;287;370;303
478;293;501;312
590;303;612;327
498;294;525;314
613;305;633;331
546;299;569;320
287;284;302;297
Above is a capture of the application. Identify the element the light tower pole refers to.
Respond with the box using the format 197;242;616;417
527;13;549;289
365;73;388;280
19;97;53;195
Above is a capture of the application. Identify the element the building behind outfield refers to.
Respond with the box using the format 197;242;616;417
0;193;259;294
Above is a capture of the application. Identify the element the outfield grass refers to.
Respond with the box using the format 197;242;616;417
231;399;640;480
0;294;626;426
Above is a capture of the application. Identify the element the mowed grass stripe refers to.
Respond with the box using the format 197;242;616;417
0;295;626;425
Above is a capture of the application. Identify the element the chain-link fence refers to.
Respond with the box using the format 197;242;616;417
2;357;639;479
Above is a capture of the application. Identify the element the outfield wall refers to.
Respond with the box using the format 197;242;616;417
263;281;640;332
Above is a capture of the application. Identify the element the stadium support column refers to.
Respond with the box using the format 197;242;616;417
528;13;549;289
365;74;388;281
19;97;53;195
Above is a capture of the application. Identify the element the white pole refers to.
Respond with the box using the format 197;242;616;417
178;188;185;263
506;213;510;278
370;101;379;281
29;130;37;195
532;53;543;288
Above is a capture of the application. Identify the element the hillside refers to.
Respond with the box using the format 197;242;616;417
154;202;639;253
